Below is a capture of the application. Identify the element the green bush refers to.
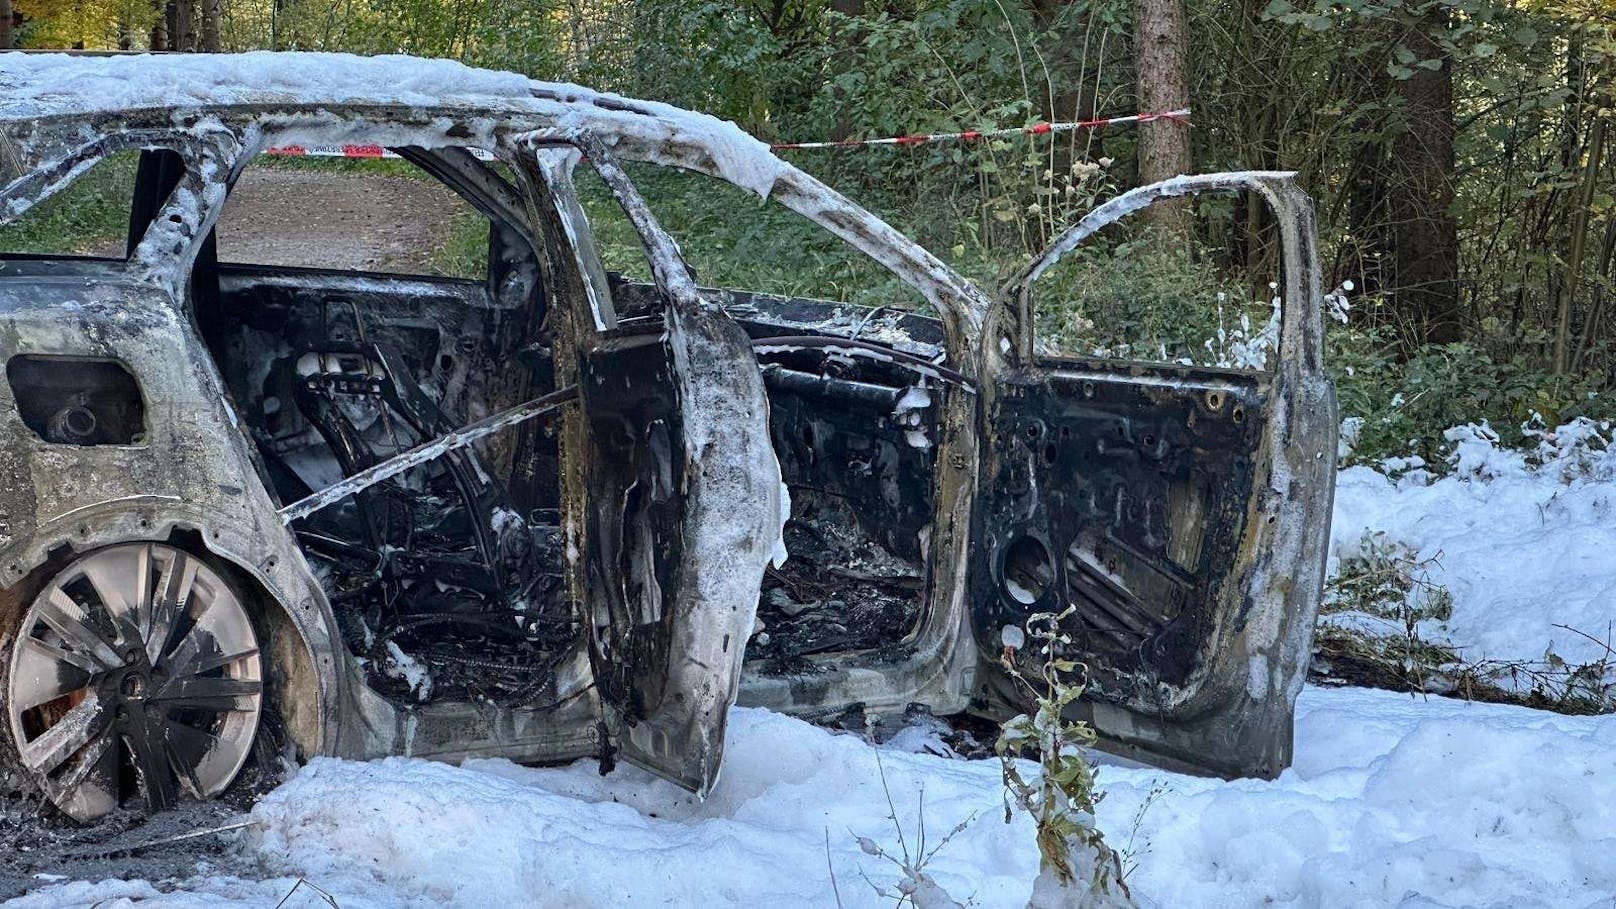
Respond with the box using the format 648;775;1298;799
1031;239;1264;361
1330;326;1616;468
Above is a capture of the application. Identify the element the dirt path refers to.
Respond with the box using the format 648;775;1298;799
82;164;465;267
214;166;463;273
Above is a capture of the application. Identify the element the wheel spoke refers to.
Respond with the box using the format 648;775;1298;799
122;717;177;812
147;552;200;664
162;716;219;765
193;646;259;675
33;590;122;671
16;636;100;696
49;724;116;795
19;693;111;776
171;644;259;680
131;544;155;644
151;676;261;711
162;718;219;797
161;627;208;682
79;553;143;648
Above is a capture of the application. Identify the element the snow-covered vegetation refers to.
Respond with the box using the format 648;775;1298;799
1327;417;1616;710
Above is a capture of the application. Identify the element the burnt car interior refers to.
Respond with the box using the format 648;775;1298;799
167;148;580;706
595;166;951;671
739;306;946;670
148;144;949;705
602;292;948;672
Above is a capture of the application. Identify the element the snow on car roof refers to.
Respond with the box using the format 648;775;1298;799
0;51;786;196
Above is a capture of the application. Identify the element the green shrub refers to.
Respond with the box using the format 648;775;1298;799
0;151;138;256
1329;326;1616;468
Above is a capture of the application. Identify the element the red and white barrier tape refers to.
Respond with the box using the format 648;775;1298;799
265;143;497;160
263;109;1189;159
770;108;1190;150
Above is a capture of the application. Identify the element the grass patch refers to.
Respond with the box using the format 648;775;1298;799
253;154;439;180
0;150;139;257
430;209;493;280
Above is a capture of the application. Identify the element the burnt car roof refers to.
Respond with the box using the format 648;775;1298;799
0;51;992;349
0;51;792;197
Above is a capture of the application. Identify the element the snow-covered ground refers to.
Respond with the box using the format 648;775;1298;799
11;422;1615;909
13;686;1615;909
1329;419;1616;670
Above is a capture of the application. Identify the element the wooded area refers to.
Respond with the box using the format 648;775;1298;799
3;0;1614;462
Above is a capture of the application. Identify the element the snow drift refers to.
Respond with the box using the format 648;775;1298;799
13;685;1616;909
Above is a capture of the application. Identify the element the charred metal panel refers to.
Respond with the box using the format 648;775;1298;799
977;172;1338;781
607;285;980;718
972;362;1268;697
553;141;785;795
6;356;146;446
0;275;346;770
576;329;687;722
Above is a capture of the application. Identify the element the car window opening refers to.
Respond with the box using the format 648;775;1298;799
194;146;573;707
581;159;947;670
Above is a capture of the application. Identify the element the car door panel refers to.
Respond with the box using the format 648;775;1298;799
533;144;784;795
974;362;1268;692
977;172;1336;779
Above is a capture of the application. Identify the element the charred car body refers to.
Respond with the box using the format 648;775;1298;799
0;53;1336;822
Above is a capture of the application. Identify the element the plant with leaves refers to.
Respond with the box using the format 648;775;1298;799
1325;530;1454;687
996;607;1134;909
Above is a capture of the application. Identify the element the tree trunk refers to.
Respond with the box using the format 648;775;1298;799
826;0;865;141
200;0;221;51
1133;0;1191;237
1336;19;1394;319
1572;213;1616;372
173;0;194;50
1387;2;1461;346
1553;36;1601;374
150;0;169;50
0;0;12;51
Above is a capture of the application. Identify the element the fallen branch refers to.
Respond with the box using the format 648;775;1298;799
62;817;259;859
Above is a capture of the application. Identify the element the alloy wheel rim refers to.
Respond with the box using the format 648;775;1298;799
6;542;263;821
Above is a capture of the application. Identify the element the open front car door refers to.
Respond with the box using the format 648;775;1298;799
529;140;784;795
974;173;1337;779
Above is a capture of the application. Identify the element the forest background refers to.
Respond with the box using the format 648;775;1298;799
4;0;1614;467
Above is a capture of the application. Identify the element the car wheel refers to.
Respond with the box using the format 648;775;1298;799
3;542;264;822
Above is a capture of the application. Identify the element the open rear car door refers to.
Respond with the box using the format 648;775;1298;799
974;173;1337;778
527;141;784;795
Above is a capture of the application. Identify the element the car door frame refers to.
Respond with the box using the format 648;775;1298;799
187;120;619;770
527;133;1004;726
516;134;793;794
975;171;1338;779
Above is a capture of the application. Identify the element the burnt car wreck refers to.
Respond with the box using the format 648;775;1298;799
0;53;1336;823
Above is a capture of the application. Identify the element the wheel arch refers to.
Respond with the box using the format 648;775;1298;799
0;498;345;768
